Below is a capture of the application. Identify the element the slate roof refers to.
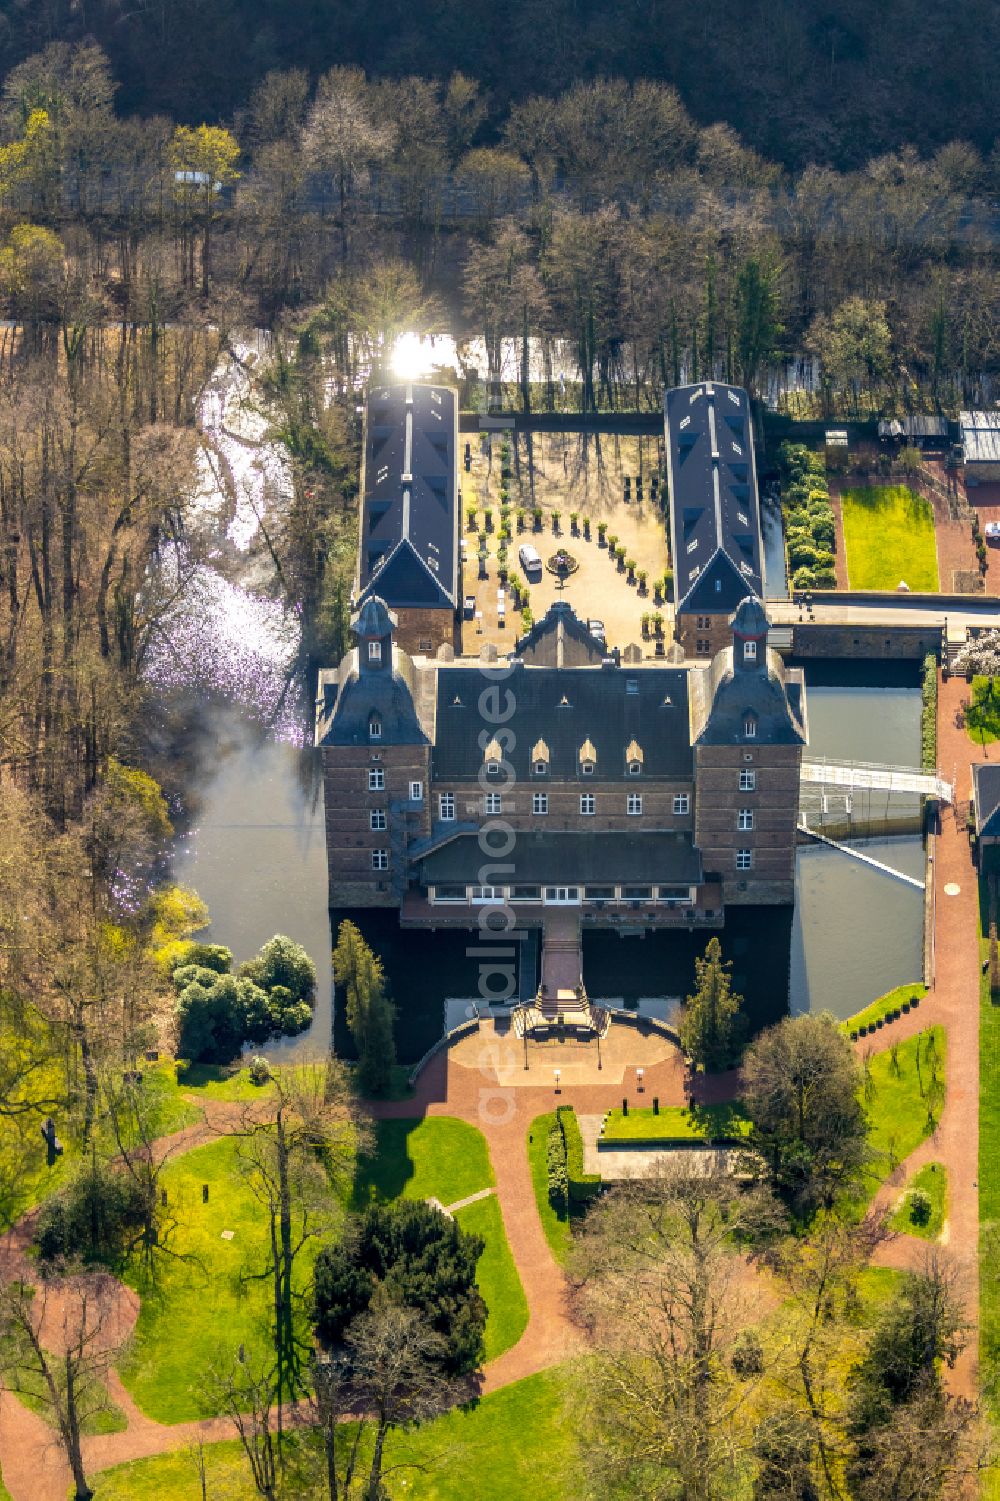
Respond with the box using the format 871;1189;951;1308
515;600;606;666
315;646;430;747
973;763;1000;838
431;664;693;781
418;830;703;886
665;382;764;614
358;383;458;608
690;647;808;747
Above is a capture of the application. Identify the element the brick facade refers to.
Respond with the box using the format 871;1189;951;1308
693;743;802;903
392;605;457;657
676;611;736;661
321;745;432;907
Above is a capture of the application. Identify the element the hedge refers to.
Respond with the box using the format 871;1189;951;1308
556;1105;601;1203
546;1116;569;1214
921;652;938;770
778;442;836;586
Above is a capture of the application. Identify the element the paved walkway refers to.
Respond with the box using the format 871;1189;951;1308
0;675;985;1496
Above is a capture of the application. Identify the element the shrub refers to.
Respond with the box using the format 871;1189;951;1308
239;935;317;1007
248;1054;271;1085
788;538;821;570
810;514;836;550
921;653;938;770
183;943;233;974
812;567;837;588
908;1189;932;1227
37;1161;151;1267
557;1105;601;1203
175;934;317;1063
546;1117;569;1215
793;566;817;590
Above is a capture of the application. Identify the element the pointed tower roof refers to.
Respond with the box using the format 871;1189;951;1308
352;595;397;638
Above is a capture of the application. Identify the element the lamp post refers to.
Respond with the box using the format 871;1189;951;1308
523;1024;529;1071
554;1068;561;1095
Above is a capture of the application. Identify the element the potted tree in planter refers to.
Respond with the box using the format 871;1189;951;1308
516;508;526;532
597;521;608;546
498;544;509;584
582;517;591;540
641;613;651;639
637;569;648;594
569;511;579;536
484;507;494;532
466;504;478;531
551;510;562;534
652;611;664;637
533;507;543;532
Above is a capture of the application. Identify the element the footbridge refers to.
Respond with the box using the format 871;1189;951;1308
797;821;926;889
801;756;954;804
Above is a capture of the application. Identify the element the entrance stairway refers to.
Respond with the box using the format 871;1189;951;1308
512;908;607;1039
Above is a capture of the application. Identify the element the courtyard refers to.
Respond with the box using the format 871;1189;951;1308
457;431;672;656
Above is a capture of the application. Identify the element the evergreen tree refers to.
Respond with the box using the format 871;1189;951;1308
679;937;745;1071
333;919;397;1094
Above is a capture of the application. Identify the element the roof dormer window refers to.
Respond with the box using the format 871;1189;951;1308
578;738;597;776
531;739;550;775
534;761;548;776
628;761;641;776
625;739;644;775
743;714;757;740
369;714;382;741
744;640;757;661
368;640;382;662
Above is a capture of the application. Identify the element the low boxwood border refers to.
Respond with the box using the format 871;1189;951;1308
556;1105;601;1202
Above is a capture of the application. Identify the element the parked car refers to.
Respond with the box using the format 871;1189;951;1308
519;544;543;580
463;594;476;620
985;522;1000;546
588;618;606;643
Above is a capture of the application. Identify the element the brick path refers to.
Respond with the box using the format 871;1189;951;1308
0;672;985;1494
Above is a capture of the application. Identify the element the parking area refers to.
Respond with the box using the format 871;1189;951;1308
457;431;671;656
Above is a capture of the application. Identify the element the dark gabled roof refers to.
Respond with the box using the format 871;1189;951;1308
665;382;764;614
418;830;703;886
315;646;429;747
358;383;458;609
973;763;1000;838
515;601;606;666
690;647;807;747
431;664;693;781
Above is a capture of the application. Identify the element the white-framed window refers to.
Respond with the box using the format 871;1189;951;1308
471;885;500;903
739;769;756;792
368;768;384;791
370;810;387;831
744;639;757;661
533;760;548;776
533;793;548;815
627;793;643;816
409;780;423;802
368;640;382;662
439;793;455;821
736;849;753;871
581;760;595;776
744;715;757;739
580;794;595;815
369;714;382;740
738;808;754;830
628;761;642;776
673;794;690;815
485;793;502;815
372;849;389;870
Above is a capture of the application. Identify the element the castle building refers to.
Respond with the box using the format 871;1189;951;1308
665;381;765;660
356;383;459;655
316;595;808;926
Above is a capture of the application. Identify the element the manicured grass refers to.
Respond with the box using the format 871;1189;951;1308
174;1061;275;1102
601;1102;751;1143
455;1194;529;1362
840;485;939;592
964;676;1000;748
92;1367;582;1501
527;1113;574;1264
840;981;928;1037
118;1134;328;1424
890;1161;947;1240
351;1117;494;1209
862;1025;946;1195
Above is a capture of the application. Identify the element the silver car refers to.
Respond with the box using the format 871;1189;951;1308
519;544;543;580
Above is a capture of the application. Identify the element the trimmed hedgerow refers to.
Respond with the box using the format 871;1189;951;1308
921;652;938;770
556;1105;601;1203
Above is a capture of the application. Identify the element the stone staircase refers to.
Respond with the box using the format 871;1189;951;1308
510;907;608;1038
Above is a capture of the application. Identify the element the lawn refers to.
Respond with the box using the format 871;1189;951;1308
11;1370;127;1436
118;1134;329;1424
351;1116;495;1209
527;1113;574;1264
861;1025;946;1197
455;1193;529;1362
840;981;928;1037
840;485;939;592
890;1161;947;1240
601;1102;751;1143
90;1367;582;1501
964;676;1000;748
174;1061;274;1102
